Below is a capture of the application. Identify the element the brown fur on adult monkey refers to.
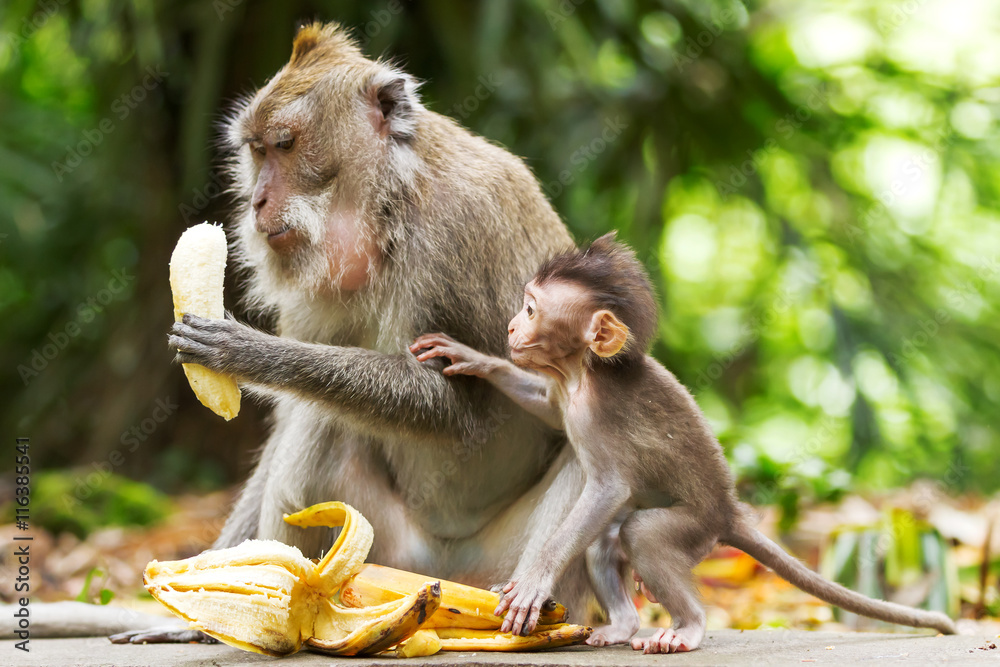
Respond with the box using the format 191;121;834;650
108;22;599;644
411;233;958;654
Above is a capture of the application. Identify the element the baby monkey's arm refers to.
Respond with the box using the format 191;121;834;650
410;333;563;429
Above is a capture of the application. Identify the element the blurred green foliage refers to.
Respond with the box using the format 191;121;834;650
821;509;960;625
17;470;170;538
2;0;999;513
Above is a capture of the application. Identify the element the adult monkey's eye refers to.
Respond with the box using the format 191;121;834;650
249;139;265;156
275;137;295;151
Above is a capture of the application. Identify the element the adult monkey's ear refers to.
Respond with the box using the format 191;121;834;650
366;70;421;141
588;310;629;358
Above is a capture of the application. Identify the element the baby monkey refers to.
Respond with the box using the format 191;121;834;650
410;234;955;653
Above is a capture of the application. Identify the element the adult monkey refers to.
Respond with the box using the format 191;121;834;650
112;22;602;644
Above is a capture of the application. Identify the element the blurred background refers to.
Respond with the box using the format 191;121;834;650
1;0;999;631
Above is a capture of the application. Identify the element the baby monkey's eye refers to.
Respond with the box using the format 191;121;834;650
526;305;534;317
275;137;295;151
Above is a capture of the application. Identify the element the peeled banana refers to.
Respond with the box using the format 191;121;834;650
144;501;591;657
169;222;241;420
144;502;439;656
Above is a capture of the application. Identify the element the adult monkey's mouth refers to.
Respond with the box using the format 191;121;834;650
266;227;297;251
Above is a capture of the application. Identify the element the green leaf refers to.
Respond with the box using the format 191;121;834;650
74;568;102;603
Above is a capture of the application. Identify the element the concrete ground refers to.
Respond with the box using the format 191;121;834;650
2;629;999;666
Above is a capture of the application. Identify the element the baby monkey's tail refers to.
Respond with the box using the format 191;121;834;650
724;521;957;635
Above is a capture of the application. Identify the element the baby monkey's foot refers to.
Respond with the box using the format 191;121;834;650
586;623;638;646
630;625;704;654
494;579;553;636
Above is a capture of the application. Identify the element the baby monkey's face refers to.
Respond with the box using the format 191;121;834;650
507;279;629;375
508;280;586;370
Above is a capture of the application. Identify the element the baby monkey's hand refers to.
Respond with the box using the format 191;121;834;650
410;333;498;378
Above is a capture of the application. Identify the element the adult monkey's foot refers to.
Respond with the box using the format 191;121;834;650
109;626;218;645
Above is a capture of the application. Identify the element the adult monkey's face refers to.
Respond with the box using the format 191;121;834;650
225;22;422;296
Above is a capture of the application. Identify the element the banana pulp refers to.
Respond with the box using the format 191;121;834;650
169;222;241;420
143;501;592;657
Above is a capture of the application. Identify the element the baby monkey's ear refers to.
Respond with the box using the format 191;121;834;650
588;310;629;358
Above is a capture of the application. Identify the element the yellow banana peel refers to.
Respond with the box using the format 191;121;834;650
380;628;443;658
308;582;441;656
342;563;568;629
144;500;591;657
144;502;436;657
283;501;374;593
435;625;594;651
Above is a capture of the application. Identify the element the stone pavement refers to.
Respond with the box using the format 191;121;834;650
3;629;999;666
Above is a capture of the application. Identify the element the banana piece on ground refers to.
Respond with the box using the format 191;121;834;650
380;629;443;658
341;564;594;652
435;624;593;651
341;563;568;630
143;500;591;657
143;502;439;657
378;624;593;656
169;222;241;420
379;624;593;656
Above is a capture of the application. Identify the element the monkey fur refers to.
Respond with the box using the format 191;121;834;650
111;22;606;644
412;233;958;653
